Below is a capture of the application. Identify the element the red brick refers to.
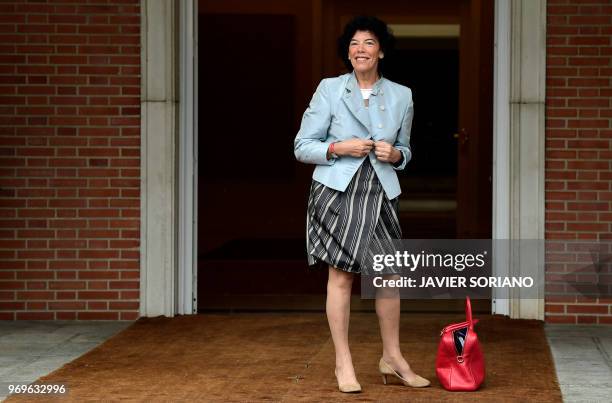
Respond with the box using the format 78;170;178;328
567;304;608;314
79;271;119;280
109;301;139;310
77;311;118;320
547;191;577;200
120;270;139;279
87;281;108;290
18;247;55;259
48;239;87;248
16;291;54;300
57;271;76;279
56;312;76;320
88;301;108;309
569;15;610;25
110;261;138;269
567;223;609;231
121;290;139;299
121;311;139;320
48;301;86;310
56;292;76;300
88;239;108;248
568;140;610;148
567;182;609;190
567;161;609;170
109;281;138;289
0;302;25;310
89;261;109;270
16;312;54;320
78;291;118;300
16;271;54;280
567;202;609;211
26;301;47;311
545;315;576;324
78;250;120;259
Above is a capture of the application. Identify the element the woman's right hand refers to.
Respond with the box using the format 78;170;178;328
334;139;375;157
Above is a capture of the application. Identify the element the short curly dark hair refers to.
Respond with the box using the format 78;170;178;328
337;16;396;73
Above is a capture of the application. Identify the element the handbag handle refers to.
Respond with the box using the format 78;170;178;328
465;296;473;328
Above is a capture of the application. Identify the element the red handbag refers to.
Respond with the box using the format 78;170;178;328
435;296;485;391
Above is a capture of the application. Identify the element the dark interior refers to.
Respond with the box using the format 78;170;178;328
196;0;492;311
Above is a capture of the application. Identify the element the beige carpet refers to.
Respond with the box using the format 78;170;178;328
6;313;562;402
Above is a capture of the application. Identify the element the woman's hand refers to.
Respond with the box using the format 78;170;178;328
374;141;402;163
335;139;375;157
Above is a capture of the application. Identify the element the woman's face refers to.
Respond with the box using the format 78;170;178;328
348;30;383;75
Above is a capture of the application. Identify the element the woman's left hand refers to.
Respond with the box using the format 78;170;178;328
374;141;402;163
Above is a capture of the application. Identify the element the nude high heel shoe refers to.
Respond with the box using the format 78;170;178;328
379;358;431;388
334;368;362;393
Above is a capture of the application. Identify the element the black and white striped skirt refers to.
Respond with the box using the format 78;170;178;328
305;158;402;274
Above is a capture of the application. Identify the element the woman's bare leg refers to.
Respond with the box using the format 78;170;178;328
375;275;420;381
326;265;358;385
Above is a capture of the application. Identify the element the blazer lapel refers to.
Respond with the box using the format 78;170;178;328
341;73;371;134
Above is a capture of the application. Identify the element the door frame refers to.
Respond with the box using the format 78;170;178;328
178;0;198;315
139;0;198;317
492;0;547;319
141;0;547;320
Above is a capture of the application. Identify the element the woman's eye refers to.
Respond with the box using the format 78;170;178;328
349;40;376;46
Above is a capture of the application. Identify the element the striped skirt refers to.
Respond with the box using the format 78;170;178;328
305;158;402;274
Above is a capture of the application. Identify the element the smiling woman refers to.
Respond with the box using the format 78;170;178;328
348;31;382;82
294;15;430;394
337;16;396;79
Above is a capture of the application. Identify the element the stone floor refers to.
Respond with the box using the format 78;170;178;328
0;320;132;401
545;324;612;403
0;320;610;402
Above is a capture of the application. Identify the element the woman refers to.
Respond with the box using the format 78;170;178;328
294;16;430;393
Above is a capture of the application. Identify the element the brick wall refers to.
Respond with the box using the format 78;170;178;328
0;0;609;323
545;0;612;324
0;0;140;320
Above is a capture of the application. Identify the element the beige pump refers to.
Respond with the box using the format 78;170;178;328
379;358;431;388
334;368;362;393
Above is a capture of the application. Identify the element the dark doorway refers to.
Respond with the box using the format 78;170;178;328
197;0;493;312
197;2;328;310
386;37;460;239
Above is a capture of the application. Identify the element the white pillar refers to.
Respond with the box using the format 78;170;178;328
140;0;178;317
178;0;198;315
493;0;512;317
493;0;547;320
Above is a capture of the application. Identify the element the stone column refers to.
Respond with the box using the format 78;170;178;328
140;0;178;317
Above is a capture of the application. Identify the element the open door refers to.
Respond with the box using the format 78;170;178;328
196;0;493;311
456;0;494;238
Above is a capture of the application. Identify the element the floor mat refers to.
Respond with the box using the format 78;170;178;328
5;313;562;402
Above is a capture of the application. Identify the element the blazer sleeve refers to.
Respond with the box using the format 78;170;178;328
294;79;336;166
392;88;414;171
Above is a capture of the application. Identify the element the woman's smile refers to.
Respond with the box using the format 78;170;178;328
348;30;383;75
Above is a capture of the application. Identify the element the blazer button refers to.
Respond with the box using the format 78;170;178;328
378;123;383;129
372;158;377;164
380;105;385;111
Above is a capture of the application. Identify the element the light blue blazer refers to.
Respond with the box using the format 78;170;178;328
294;71;413;200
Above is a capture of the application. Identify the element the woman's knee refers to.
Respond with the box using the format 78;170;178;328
328;266;354;291
375;274;401;299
